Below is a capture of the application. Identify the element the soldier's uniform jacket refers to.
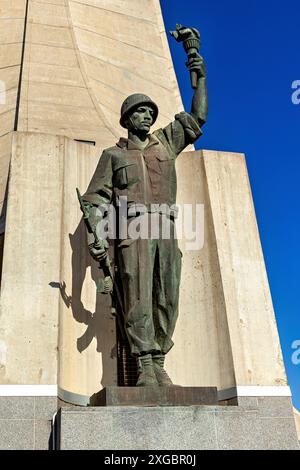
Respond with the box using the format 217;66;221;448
83;111;202;356
83;112;202;212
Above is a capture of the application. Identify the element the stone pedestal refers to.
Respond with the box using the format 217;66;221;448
90;386;218;407
58;396;299;450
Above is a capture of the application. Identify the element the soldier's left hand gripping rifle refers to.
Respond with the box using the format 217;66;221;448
76;188;126;340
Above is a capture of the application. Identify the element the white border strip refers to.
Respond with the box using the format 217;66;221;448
218;386;292;401
0;385;292;401
0;385;57;396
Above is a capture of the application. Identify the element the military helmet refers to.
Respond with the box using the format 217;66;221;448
119;93;159;128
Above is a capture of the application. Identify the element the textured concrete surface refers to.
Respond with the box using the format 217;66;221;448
59;397;300;450
0;395;298;450
170;151;235;389
58;136;118;397
294;408;300;441
0;419;34;450
0;132;117;394
34;419;53;451
35;396;58;420
200;150;286;387
166;150;287;390
0;132;64;385
215;412;298;450
0;0;25;222
59;406;217;450
0;396;57;450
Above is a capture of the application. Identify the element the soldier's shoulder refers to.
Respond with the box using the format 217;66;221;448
98;145;120;162
152;128;165;140
102;140;127;155
102;144;119;155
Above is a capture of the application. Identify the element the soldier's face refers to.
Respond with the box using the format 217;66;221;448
128;106;154;132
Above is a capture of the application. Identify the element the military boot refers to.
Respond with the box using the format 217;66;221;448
136;354;158;386
152;354;173;386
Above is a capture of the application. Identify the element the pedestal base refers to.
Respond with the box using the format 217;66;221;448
90;386;218;407
58;396;300;450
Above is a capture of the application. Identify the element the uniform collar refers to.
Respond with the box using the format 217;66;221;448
116;134;159;150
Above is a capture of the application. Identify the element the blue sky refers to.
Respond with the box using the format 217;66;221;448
161;0;300;409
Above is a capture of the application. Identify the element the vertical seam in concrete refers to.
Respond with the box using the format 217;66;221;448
0;133;17;306
213;411;219;450
57;136;66;390
201;151;236;389
33;396;36;450
202;151;287;386
24;5;33;133
0;174;9;234
14;0;29;131
204;153;253;382
243;158;286;380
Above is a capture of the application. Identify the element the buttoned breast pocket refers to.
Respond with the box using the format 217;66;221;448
156;152;176;182
113;161;139;189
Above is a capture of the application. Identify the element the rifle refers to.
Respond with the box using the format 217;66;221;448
76;188;126;339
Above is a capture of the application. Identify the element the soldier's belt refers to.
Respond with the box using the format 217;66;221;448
127;203;179;220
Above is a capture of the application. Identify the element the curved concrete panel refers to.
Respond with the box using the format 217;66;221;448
16;0;182;142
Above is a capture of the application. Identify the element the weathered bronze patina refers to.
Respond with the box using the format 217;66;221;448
81;25;208;386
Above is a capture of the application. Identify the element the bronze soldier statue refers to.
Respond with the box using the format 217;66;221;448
81;25;208;386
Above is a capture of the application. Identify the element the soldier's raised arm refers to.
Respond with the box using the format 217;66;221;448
170;24;208;127
156;24;208;157
189;53;208;127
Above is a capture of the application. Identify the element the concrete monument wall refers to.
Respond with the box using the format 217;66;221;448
168;150;287;392
18;0;181;141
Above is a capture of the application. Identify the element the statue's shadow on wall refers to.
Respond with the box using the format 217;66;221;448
50;219;117;388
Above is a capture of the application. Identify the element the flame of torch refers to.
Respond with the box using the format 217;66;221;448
170;24;201;89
